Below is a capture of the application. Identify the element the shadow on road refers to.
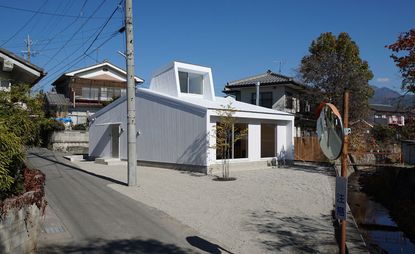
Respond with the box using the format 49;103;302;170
37;238;197;254
186;236;234;254
290;164;336;177
28;150;127;186
246;210;338;253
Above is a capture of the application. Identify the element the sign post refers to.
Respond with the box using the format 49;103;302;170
340;90;349;254
316;90;350;254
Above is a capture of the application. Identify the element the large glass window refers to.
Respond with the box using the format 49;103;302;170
261;123;276;158
81;87;99;100
179;71;203;94
100;87;108;100
234;123;248;159
216;123;248;160
251;92;273;108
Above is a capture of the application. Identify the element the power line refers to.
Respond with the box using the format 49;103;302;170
0;0;49;47
38;0;89;52
32;31;121;93
0;3;122;19
43;0;108;68
83;0;124;54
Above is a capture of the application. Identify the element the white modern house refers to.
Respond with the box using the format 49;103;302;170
88;62;295;172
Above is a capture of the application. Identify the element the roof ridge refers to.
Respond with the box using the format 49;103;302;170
227;71;273;85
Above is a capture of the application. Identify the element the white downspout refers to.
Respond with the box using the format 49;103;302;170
256;82;260;106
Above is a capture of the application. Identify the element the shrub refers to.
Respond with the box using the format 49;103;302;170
371;124;396;143
72;123;88;131
0;125;25;200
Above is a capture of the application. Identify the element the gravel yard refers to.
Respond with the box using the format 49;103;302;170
72;161;338;253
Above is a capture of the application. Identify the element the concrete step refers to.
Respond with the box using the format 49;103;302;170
63;155;84;162
94;158;127;166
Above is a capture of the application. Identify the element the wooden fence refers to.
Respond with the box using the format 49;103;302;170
294;136;329;163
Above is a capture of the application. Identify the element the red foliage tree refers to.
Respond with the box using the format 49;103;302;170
387;29;415;94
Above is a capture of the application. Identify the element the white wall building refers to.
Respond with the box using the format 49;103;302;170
88;62;295;172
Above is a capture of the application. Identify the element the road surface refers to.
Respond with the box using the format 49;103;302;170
27;148;217;254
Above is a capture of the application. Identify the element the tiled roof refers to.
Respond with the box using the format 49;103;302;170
0;48;45;74
369;104;406;113
225;70;303;88
45;93;69;106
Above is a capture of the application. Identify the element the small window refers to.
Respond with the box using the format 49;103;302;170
285;92;293;109
179;71;203;94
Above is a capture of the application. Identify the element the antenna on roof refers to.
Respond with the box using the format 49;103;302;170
273;60;284;74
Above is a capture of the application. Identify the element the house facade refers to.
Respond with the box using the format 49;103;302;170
0;48;45;90
223;70;313;137
51;61;143;124
369;104;406;126
88;62;295;172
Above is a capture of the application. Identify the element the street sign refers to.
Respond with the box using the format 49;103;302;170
316;103;344;160
335;176;348;220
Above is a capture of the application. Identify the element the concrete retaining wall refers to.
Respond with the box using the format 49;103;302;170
0;203;41;254
51;130;89;154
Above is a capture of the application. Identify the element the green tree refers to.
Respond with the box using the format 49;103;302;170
387;28;415;94
300;32;374;121
371;124;396;143
0;84;46;198
213;103;247;180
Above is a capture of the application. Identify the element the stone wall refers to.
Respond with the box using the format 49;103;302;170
51;130;89;154
0;203;41;254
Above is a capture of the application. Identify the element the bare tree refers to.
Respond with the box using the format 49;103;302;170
213;103;247;180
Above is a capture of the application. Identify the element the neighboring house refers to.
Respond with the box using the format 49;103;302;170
88;62;295;172
51;60;143;124
223;70;313;137
0;48;46;90
369;104;406;126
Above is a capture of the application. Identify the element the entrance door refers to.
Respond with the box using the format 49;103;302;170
111;125;119;158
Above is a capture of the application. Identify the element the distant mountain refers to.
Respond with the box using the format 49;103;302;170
370;86;415;108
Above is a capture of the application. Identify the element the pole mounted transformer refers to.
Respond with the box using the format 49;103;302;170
125;0;137;186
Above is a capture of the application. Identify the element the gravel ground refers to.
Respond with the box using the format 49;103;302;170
72;161;338;253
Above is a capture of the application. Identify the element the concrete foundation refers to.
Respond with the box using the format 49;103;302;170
51;130;89;154
0;204;42;254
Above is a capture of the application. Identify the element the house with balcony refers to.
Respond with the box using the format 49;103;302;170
369;104;406;126
223;70;313;136
88;62;295;172
0;48;46;90
51;61;143;124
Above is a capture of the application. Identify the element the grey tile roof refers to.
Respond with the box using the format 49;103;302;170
225;70;303;88
45;93;69;106
0;48;45;74
369;104;406;113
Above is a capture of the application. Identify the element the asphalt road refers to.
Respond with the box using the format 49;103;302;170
27;148;216;254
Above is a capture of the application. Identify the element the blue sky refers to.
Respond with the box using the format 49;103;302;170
0;0;413;95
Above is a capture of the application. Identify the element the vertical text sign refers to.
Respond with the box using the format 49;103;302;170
335;176;348;220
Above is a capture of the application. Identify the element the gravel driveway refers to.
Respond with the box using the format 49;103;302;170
72;161;338;253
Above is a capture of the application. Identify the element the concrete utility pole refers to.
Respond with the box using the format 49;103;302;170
22;34;37;63
125;0;137;186
340;90;349;254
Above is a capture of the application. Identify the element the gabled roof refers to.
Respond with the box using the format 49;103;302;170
91;88;292;121
369;104;406;113
225;70;305;91
45;92;69;106
53;61;143;85
0;48;46;85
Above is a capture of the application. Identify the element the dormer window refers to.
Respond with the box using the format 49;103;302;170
179;71;203;94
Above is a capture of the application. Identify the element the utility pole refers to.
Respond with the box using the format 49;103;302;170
125;0;137;186
22;34;38;63
340;90;349;254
